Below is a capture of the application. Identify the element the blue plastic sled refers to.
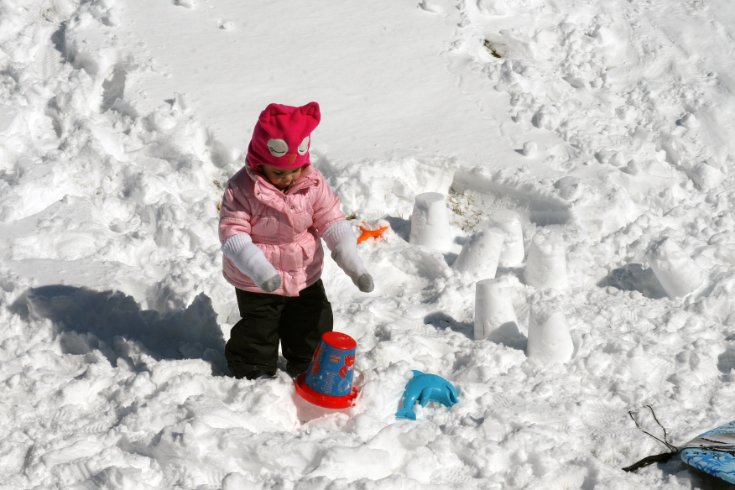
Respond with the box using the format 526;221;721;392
681;419;735;484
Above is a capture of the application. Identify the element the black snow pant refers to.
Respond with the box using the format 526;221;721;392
225;279;333;380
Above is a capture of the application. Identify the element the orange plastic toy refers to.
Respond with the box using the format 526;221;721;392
357;223;390;244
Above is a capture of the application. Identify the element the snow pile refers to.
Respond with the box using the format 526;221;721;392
2;0;735;488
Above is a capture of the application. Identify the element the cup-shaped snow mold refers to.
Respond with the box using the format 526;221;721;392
453;226;505;279
474;277;518;341
409;192;452;251
647;238;704;298
527;302;573;363
489;210;525;268
524;229;567;290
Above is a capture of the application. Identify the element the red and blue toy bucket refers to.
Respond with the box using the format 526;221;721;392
295;331;358;409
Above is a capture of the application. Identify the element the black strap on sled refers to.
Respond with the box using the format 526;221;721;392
623;406;735;472
622;451;678;472
622;405;679;472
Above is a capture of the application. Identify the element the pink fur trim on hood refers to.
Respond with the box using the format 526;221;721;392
246;102;321;169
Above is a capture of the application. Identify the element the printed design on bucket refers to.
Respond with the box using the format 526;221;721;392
310;343;322;375
339;354;355;378
295;331;359;409
305;332;356;396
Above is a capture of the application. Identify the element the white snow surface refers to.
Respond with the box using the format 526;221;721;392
2;0;735;488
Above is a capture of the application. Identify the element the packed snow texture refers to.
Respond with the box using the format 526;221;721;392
2;0;735;488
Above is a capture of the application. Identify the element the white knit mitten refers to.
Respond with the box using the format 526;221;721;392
322;221;374;293
222;234;281;292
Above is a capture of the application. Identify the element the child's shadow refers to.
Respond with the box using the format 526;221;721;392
10;285;227;375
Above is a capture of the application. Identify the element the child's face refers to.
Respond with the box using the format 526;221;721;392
260;164;304;191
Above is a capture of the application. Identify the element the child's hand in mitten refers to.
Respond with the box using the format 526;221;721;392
324;221;374;293
259;274;282;292
333;246;373;292
222;234;281;293
355;273;374;293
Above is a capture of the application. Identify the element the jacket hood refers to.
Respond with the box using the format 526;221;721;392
246;102;321;170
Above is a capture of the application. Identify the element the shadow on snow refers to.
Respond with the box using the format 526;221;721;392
10;285;227;375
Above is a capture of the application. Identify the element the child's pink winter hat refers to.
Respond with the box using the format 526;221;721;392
246;102;321;169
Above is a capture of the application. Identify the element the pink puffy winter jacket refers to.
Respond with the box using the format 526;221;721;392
219;165;345;296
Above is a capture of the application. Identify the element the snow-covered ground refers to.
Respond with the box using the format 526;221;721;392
2;0;735;488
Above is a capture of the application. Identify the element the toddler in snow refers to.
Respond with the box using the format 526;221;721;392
219;101;373;380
